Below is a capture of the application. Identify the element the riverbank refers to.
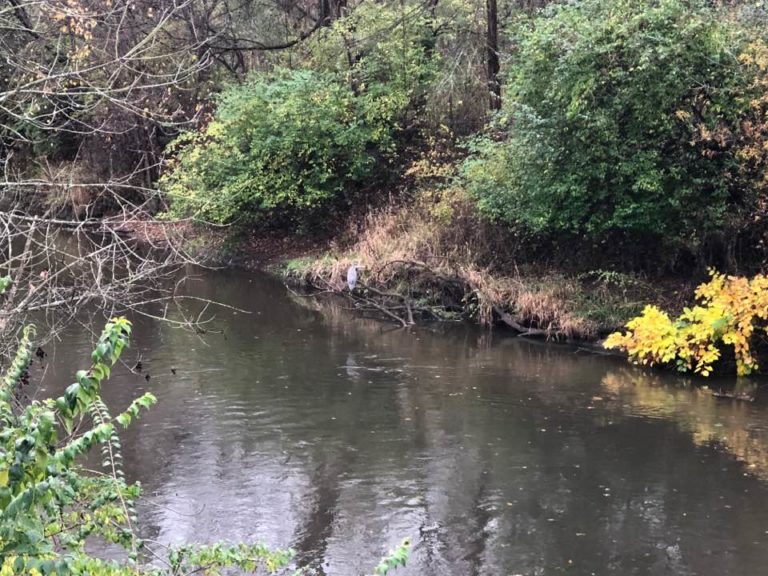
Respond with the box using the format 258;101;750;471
206;194;695;342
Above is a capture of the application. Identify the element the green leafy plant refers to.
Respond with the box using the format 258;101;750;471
0;317;413;575
306;0;439;137
0;318;295;575
162;0;439;232
463;0;760;259
371;538;411;575
162;69;380;228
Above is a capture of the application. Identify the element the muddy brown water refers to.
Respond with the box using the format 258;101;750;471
35;269;768;575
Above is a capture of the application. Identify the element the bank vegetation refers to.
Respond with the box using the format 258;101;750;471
4;1;768;349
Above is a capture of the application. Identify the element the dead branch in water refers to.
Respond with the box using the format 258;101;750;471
352;289;411;328
0;199;233;356
290;273;427;328
491;305;567;340
290;257;579;339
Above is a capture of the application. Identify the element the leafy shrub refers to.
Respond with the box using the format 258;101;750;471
162;70;389;228
163;0;440;231
305;0;439;136
605;271;768;376
464;0;762;256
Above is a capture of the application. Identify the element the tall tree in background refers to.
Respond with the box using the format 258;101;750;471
486;0;500;110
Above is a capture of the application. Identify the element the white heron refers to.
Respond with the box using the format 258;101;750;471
346;265;358;291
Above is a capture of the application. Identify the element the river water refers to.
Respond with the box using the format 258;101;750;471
35;269;768;575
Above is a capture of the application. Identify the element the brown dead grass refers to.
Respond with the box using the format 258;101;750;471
36;161;97;218
281;191;648;339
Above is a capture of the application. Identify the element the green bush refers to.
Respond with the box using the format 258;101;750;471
306;0;439;136
162;0;441;230
162;70;388;227
464;0;759;253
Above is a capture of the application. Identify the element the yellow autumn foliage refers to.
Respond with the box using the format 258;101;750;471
605;271;768;377
0;558;43;576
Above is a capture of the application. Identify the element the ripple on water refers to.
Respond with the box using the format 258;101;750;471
37;271;768;575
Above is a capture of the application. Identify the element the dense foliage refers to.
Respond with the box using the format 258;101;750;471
463;0;768;264
605;272;768;377
162;0;440;228
162;70;384;227
305;0;440;133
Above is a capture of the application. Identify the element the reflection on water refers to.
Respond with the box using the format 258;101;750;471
602;370;768;482
37;269;768;575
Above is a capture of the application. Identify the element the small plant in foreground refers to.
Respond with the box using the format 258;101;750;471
0;316;411;575
605;271;768;376
371;538;410;575
0;317;296;574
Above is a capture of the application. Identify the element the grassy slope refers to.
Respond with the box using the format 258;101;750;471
272;189;690;340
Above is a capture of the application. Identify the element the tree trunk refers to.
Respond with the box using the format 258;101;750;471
486;0;501;110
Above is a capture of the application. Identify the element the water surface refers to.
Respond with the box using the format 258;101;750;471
37;270;768;575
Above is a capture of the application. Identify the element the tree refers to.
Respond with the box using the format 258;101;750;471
163;0;442;228
464;0;764;268
486;0;500;110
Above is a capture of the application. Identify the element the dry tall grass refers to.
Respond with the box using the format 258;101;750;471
282;190;650;339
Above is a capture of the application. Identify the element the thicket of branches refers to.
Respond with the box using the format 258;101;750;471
0;0;538;338
1;0;523;201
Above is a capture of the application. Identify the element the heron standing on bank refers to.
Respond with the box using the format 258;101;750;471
347;265;358;291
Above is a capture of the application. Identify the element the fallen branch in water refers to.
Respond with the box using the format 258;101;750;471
345;281;415;327
491;306;567;340
285;257;591;338
287;274;419;327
